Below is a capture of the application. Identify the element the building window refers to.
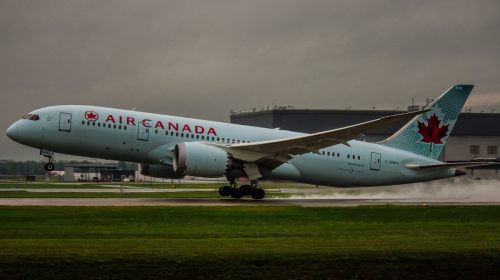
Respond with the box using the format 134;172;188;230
487;145;498;155
470;145;480;155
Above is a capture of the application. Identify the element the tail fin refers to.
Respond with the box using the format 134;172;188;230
381;84;474;159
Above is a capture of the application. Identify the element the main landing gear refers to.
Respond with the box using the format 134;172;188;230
40;149;55;172
218;180;265;200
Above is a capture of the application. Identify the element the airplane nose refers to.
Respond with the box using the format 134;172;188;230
6;122;18;141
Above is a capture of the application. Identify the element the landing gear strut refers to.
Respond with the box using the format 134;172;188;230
40;149;55;172
218;179;266;200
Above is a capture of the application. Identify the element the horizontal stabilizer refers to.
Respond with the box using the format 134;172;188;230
405;162;496;170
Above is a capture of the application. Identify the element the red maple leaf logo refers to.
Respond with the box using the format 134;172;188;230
85;111;99;121
417;114;448;144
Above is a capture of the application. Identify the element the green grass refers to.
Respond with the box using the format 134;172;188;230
0;182;116;189
0;206;499;279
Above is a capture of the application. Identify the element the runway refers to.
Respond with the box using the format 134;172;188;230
0;198;499;207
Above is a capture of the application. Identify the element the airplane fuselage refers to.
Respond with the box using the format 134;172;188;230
6;105;453;187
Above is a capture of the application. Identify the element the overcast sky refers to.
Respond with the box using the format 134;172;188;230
1;0;499;160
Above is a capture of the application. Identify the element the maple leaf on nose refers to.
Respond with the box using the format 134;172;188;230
85;111;99;121
417;114;449;144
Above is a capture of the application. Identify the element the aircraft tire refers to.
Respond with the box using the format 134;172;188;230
44;163;55;172
230;188;243;199
240;185;252;196
251;188;265;200
219;186;232;197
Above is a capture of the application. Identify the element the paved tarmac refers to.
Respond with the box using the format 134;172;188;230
0;188;216;193
0;198;499;207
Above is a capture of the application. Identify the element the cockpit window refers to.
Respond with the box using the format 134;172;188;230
29;114;40;121
21;114;40;121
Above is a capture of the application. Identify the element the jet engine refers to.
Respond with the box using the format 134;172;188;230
173;142;237;178
140;164;184;179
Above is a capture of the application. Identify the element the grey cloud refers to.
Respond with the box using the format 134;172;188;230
1;0;499;159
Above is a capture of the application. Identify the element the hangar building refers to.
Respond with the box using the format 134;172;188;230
230;108;500;178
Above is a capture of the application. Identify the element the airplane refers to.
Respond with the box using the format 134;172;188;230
5;84;490;199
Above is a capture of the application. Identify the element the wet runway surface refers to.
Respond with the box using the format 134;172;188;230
0;198;499;207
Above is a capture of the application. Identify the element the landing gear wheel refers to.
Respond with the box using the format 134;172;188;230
219;186;232;197
40;150;55;172
251;188;265;200
44;162;55;172
230;188;243;199
240;185;252;196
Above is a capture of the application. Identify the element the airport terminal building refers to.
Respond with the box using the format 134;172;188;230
231;108;500;178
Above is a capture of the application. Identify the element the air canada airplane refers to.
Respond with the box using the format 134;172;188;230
5;84;489;199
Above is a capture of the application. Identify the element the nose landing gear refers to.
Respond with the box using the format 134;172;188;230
218;180;266;199
44;160;55;172
40;149;55;172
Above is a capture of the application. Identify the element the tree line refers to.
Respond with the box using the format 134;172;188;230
0;160;137;176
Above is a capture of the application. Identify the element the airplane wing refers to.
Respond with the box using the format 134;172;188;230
222;109;429;163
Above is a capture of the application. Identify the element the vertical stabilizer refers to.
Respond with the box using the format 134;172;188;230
381;85;474;159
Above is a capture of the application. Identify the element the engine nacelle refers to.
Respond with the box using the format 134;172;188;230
140;164;184;179
173;142;230;177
